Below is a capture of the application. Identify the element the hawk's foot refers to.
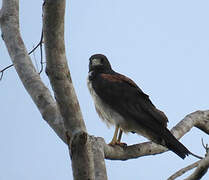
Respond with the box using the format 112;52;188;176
108;141;127;147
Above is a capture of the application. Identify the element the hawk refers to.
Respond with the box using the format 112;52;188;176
87;54;190;159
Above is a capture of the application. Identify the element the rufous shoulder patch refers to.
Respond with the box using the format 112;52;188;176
101;73;137;87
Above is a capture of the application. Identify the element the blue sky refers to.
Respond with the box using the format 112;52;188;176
1;0;209;179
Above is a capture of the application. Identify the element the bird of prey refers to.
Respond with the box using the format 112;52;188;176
87;54;190;159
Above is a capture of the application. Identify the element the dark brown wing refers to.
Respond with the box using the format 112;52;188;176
92;72;168;131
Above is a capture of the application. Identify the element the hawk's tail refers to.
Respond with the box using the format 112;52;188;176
163;129;190;159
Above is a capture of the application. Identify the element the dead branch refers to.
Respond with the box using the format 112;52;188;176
89;136;108;180
43;0;96;179
184;154;209;180
70;131;95;180
167;161;200;180
43;0;86;137
168;139;209;180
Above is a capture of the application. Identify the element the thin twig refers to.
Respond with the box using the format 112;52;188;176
28;30;43;55
201;138;209;156
201;138;207;149
1;30;44;80
0;64;14;80
39;30;44;74
33;45;39;71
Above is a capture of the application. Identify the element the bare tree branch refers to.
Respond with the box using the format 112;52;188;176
90;136;108;180
168;140;209;180
42;0;86;137
43;0;95;179
167;160;200;180
183;140;209;180
184;155;209;180
103;110;209;160
69;132;95;180
0;0;66;142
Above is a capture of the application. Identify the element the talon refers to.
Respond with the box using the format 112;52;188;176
109;126;127;147
116;142;127;147
108;139;118;146
109;141;127;147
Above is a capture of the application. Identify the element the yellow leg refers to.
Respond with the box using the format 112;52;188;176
109;125;119;145
109;127;127;147
117;129;123;142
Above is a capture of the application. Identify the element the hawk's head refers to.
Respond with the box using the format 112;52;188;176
89;54;112;72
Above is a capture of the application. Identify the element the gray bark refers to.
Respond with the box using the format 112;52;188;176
90;136;108;180
42;0;97;179
43;0;86;137
70;132;95;180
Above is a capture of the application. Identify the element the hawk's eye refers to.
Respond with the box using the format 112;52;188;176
100;58;104;63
